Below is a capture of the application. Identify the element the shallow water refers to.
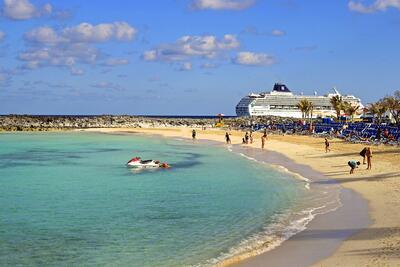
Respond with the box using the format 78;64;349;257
0;132;312;266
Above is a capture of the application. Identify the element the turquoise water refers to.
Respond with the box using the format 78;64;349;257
0;132;307;266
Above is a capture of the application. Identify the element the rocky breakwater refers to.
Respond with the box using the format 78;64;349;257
0;115;295;132
0;115;220;131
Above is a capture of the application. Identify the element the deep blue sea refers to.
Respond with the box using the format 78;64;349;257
0;132;314;266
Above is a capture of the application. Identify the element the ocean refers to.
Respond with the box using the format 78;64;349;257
0;132;336;266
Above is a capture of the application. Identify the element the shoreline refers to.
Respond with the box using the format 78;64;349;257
228;146;370;267
81;128;388;266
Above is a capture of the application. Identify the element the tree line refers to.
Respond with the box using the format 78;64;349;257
296;90;400;125
368;90;400;125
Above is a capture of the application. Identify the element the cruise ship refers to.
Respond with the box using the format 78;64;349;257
236;83;363;118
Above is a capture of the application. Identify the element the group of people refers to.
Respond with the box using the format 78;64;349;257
348;147;373;174
242;131;253;144
324;138;373;174
348;146;372;174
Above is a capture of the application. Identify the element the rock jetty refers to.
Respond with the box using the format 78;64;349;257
0;115;295;131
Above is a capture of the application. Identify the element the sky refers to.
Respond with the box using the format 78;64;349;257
0;0;400;115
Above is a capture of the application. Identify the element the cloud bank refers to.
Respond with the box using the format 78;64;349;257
349;0;400;13
2;0;52;20
191;0;255;10
142;34;239;62
19;22;136;72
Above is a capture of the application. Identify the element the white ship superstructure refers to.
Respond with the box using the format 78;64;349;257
236;83;363;118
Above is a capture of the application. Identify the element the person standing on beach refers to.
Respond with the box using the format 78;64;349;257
244;132;249;144
225;132;231;144
261;133;268;149
348;160;360;174
192;129;196;140
359;147;367;164
325;138;331;153
249;130;253;144
366;147;372;170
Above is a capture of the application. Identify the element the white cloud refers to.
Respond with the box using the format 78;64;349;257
349;0;400;13
19;22;136;71
63;22;137;42
232;51;275;66
24;22;137;45
91;81;123;90
191;0;255;10
2;0;52;20
24;26;62;44
200;62;217;69
0;68;16;86
142;34;239;62
102;58;129;66
0;30;5;41
19;44;99;69
179;62;193;71
271;29;285;37
70;67;84;76
142;50;157;61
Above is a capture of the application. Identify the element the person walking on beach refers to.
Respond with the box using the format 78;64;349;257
261;133;268;149
359;147;367;165
348;160;360;174
225;132;231;144
325;138;331;153
249;130;253;144
366;147;372;170
192;129;196;140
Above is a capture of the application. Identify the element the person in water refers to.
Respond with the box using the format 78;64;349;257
366;147;372;170
225;132;231;144
261;133;268;149
192;129;196;140
348;160;360;174
325;138;331;153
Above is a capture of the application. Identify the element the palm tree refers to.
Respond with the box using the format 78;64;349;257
308;101;314;128
382;94;400;126
330;95;343;120
343;101;359;122
368;101;387;124
296;99;311;119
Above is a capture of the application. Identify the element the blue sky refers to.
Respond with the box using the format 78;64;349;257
0;0;399;115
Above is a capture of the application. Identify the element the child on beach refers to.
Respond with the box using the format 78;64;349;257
348;160;360;174
325;138;330;153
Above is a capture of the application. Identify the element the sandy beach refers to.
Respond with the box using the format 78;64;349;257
84;127;400;266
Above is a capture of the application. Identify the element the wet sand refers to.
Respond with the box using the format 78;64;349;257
83;127;400;266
